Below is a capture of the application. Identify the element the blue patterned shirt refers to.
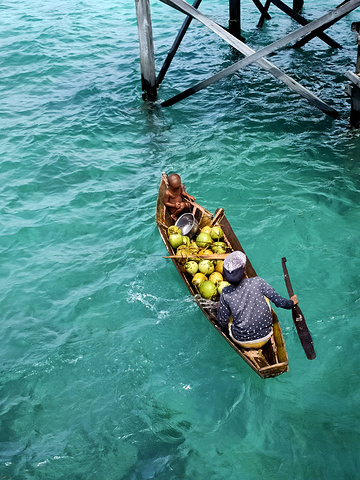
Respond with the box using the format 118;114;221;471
217;276;294;342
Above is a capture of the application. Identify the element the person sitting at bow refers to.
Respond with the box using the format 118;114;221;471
164;173;195;221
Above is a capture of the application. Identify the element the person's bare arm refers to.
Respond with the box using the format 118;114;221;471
181;185;195;202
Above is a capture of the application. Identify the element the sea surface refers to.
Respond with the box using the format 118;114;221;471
1;0;360;479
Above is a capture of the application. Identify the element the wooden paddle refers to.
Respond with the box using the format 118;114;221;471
282;257;316;360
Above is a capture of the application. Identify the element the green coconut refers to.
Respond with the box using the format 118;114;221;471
184;261;199;276
199;280;217;299
210;225;224;241
201;225;212;234
215;260;224;274
176;246;189;264
198;259;214;276
196;232;213;249
198;248;212;254
168;225;182;237
169;234;184;249
182;236;190;247
217;280;231;294
211;242;227;254
212;241;227;249
189;241;199;254
192;272;207;287
209;271;223;285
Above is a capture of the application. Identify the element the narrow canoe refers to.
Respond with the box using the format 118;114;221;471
156;172;289;378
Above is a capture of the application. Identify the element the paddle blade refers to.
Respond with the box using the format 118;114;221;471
292;305;316;360
282;257;316;360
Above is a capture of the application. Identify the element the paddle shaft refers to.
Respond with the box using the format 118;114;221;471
281;257;316;360
282;258;295;297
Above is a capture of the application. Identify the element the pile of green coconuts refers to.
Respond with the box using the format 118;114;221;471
167;224;231;300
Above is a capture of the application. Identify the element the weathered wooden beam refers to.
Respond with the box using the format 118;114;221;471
351;21;360;72
271;0;342;48
258;0;271;28
293;0;352;49
161;0;360;115
348;22;360;126
156;0;203;87
161;50;338;116
161;0;360;68
251;0;271;20
229;0;242;39
135;0;157;101
348;74;360;126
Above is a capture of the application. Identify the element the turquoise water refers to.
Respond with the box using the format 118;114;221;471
1;0;360;478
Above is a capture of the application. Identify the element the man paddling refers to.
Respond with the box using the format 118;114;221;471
217;251;298;349
164;173;195;221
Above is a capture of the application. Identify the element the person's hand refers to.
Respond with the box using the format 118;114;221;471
291;294;298;305
176;202;181;208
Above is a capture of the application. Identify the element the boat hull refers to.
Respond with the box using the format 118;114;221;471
156;173;288;378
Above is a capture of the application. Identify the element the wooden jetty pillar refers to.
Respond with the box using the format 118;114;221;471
293;0;304;13
229;0;242;39
347;22;360;127
135;0;157;101
353;21;360;73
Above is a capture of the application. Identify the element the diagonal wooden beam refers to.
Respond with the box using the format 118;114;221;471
293;0;352;49
161;46;338;116
293;13;349;48
258;0;272;28
160;0;360;115
156;0;203;87
160;0;360;62
271;0;342;48
293;0;350;48
251;0;271;20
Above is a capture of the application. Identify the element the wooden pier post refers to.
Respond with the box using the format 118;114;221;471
347;22;360;127
353;21;360;73
229;0;243;39
135;0;157;101
293;0;304;13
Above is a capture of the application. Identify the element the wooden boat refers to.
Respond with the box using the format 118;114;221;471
156;172;289;378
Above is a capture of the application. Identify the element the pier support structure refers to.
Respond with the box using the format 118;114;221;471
229;0;243;40
355;21;360;73
346;22;360;127
293;0;304;13
134;0;360;121
135;0;157;101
